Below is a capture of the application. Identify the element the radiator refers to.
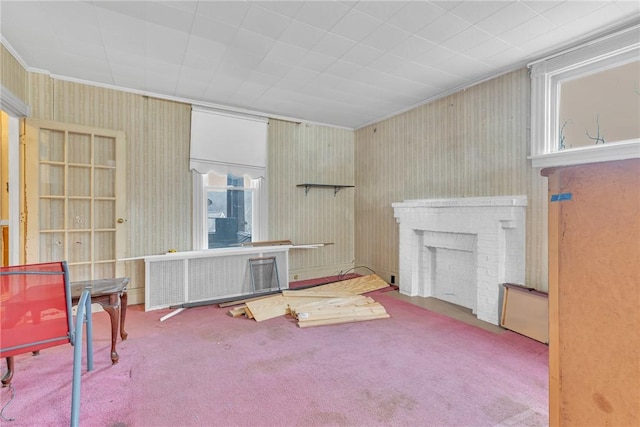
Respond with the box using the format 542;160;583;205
143;246;289;311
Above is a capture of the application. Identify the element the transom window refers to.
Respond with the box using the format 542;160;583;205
529;24;640;168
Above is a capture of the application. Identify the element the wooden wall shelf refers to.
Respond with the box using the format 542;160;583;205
297;184;354;196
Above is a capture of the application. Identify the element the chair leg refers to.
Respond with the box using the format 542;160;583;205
1;357;14;387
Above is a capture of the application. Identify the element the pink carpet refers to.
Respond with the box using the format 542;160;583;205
1;289;548;426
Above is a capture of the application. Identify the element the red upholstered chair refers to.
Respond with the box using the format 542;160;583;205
0;261;94;427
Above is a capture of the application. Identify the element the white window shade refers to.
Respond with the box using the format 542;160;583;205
190;107;268;178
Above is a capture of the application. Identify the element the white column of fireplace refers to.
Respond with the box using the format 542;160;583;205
392;196;527;325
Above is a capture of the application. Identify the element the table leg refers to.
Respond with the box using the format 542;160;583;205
1;357;14;387
102;294;121;364
120;291;128;341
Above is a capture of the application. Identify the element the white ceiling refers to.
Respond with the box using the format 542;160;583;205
1;1;638;129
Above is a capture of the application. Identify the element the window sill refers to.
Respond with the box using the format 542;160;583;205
529;139;640;168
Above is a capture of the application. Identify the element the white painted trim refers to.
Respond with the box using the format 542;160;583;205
0;85;29;117
8;115;20;265
192;172;206;250
530;139;640;169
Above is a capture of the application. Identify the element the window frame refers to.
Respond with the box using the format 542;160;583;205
529;24;640;168
192;172;267;251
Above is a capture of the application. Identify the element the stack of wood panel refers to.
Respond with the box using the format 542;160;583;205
224;274;390;327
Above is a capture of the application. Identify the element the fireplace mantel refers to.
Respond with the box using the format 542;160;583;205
393;196;527;325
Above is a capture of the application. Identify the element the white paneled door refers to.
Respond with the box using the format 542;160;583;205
25;119;127;280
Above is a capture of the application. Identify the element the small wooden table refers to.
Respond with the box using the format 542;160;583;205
71;277;129;364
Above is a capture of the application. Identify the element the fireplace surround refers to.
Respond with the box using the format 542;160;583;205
393;196;527;325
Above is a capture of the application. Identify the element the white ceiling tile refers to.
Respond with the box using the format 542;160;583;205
112;65;147;90
313;32;357;59
361;23;412;51
416;13;471;44
431;2;465;11
391;61;440;85
43;4;103;45
390;36;437;60
204;74;243;100
230;29;276;59
418;67;465;90
195;1;250;27
181;52;222;73
92;1;146;20
540;1;613;26
386;2;447;33
184;36;227;66
278;20;326;50
246;70;282;87
97;6;147;42
449;1;510;24
255;1;305;19
190;14;238;45
352;1;407;20
341;43;385;66
331;9;383;42
463;37;514;62
521;1;565;14
104;48;146;70
367;52;406;75
439;54;496;79
298;51;336;73
146;72;180;95
561;3;632;37
144;2;195;34
254;60;292;79
15;46;62;71
221;49;263;70
483;46;528;69
175;76;210;100
231;81;270;104
294;2;351;31
177;67;217;93
57;36;107;62
162;1;198;14
515;27;574;56
304;75;342;93
498;15;558;47
475;2;538;35
215;58;253;80
241;4;291;39
324;60;363;79
145;23;190;63
439;26;493;53
275;68;320;90
262;41;308;66
413;45;459;67
616;0;640;14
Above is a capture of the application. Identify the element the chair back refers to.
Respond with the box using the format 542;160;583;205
1;261;93;427
1;262;72;358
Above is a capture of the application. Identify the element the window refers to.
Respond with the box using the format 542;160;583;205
189;106;268;250
193;171;266;250
206;173;253;248
529;24;640;168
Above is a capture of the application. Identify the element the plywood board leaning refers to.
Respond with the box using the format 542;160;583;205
500;283;549;343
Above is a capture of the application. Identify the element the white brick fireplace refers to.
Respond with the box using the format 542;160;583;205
392;196;527;325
